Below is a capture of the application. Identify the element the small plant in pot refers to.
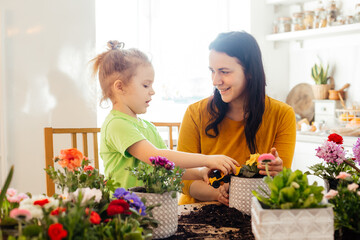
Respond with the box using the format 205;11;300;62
311;61;332;99
251;168;333;240
308;133;360;191
127;156;184;239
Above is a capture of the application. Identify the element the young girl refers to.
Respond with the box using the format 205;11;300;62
92;40;239;190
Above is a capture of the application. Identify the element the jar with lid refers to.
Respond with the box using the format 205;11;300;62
345;15;354;25
355;3;360;23
314;7;327;28
292;12;305;31
326;0;338;26
304;11;315;29
278;17;291;33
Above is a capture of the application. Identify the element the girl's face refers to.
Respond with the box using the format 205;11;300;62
121;64;155;117
209;50;247;105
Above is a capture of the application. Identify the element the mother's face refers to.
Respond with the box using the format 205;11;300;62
209;50;246;104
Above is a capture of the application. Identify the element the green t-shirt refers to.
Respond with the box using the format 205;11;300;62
100;110;167;189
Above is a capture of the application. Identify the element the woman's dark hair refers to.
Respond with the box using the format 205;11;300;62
205;31;266;154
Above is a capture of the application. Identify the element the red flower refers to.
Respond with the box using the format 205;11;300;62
89;211;101;224
84;165;94;172
48;223;67;240
57;148;84;171
107;199;131;216
33;199;49;207
327;133;343;145
50;207;66;216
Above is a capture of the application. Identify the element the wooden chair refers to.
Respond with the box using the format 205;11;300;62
44;127;100;196
151;122;181;150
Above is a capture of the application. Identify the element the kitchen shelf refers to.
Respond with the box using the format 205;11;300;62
266;0;313;5
266;23;360;42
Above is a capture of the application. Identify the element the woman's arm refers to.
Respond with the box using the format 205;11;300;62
127;139;239;175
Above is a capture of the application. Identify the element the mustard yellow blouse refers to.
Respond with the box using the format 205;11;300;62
177;96;296;204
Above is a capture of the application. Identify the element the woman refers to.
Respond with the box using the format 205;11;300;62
177;31;296;205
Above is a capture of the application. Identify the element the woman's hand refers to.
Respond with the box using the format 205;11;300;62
217;183;229;206
205;155;240;175
257;147;283;176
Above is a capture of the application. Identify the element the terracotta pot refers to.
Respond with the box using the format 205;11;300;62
311;84;331;99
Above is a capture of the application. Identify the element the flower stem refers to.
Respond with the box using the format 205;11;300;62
18;221;22;236
265;163;271;178
343;159;360;173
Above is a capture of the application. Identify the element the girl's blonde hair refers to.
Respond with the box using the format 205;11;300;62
92;40;151;104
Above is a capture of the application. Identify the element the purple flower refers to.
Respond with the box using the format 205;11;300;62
124;193;146;216
113;188;130;199
150;156;175;169
353;138;360;164
315;140;346;165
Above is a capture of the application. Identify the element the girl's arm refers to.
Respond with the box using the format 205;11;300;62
127;139;239;175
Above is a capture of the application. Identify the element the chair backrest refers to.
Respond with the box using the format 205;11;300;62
151;122;181;150
44;127;101;196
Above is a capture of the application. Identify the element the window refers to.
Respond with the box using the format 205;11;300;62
96;0;249;124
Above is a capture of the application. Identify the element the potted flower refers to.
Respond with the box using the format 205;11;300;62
251;168;333;240
227;153;271;215
127;156;184;239
308;133;360;191
311;60;332;99
325;175;360;239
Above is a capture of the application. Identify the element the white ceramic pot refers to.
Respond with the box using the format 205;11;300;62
135;191;178;239
251;197;334;240
229;176;269;215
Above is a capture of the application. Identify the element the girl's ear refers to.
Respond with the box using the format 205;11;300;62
113;80;125;93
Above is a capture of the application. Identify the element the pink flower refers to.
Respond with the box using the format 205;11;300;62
336;172;351;179
6;188;17;197
9;208;32;221
316;141;346;165
84;165;94;172
324;190;338;199
353;138;360;164
258;153;275;163
347;183;359;191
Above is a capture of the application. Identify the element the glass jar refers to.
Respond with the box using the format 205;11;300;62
314;7;327;28
345;15;354;25
272;19;279;34
304;11;315;29
278;17;291;33
355;3;360;23
292;12;305;31
327;1;338;26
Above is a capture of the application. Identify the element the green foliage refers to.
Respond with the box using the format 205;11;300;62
328;181;360;233
308;160;360;183
252;168;326;209
311;62;329;84
127;162;184;195
0;165;14;218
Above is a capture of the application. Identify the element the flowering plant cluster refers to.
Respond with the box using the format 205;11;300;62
1;149;157;240
325;173;360;234
127;156;184;197
252;168;325;209
308;134;360;188
45;148;119;195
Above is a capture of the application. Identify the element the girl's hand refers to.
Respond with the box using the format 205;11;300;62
217;183;229;206
199;167;211;184
205;155;240;175
257;147;283;176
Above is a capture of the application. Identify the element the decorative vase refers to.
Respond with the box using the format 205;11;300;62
251;197;334;240
311;84;331;99
229;176;269;215
135;191;178;239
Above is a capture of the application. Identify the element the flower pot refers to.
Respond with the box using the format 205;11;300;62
311;84;331;100
135;191;178;239
251;197;334;240
229;176;269;215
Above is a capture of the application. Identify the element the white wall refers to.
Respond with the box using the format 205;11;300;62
0;0;97;194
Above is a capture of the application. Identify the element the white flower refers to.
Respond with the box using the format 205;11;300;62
347;183;359;191
71;188;102;205
19;195;59;219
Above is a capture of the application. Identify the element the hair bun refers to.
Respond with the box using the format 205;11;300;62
107;40;125;50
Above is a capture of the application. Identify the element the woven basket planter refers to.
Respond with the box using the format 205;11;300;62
135;191;178;239
311;84;331;100
251;197;334;240
229;176;269;215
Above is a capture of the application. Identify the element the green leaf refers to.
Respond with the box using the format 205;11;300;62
0;165;14;210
